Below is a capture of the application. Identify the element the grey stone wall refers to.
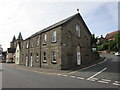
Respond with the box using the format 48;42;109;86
19;14;98;70
40;26;62;69
61;15;93;69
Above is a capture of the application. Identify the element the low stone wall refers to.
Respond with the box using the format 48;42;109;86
98;50;110;54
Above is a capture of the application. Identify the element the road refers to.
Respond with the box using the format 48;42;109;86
1;54;120;88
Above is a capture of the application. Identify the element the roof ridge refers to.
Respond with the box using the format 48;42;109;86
26;13;80;39
106;30;120;34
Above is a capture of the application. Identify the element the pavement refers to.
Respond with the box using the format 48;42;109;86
2;57;105;75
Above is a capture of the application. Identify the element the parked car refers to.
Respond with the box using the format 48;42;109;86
0;59;6;63
115;51;120;56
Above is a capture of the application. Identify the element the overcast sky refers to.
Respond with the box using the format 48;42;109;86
0;0;119;51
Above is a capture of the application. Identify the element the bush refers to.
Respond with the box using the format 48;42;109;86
97;42;108;51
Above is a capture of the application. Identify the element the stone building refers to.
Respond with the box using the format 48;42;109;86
105;30;120;40
6;32;23;63
96;35;106;45
11;13;99;69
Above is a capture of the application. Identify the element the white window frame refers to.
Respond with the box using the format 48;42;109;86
36;37;39;46
43;52;47;63
52;51;57;63
36;53;39;62
52;31;56;42
30;53;33;66
26;56;28;66
76;25;80;37
43;34;47;44
26;41;29;49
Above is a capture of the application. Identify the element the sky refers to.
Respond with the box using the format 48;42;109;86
0;0;119;51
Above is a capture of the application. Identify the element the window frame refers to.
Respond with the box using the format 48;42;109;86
43;34;47;45
76;25;81;37
52;31;57;42
36;53;39;63
42;52;47;63
26;41;29;49
52;51;57;63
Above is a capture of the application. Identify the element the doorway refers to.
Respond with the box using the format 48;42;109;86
26;56;28;66
77;45;81;65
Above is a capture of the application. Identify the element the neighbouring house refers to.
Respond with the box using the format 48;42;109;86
96;35;106;45
0;45;3;60
6;32;23;63
9;13;99;69
15;42;21;64
105;30;120;40
6;48;16;63
2;51;7;61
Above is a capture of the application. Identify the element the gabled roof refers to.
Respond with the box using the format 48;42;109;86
7;48;16;53
26;13;91;39
17;32;23;40
105;30;120;40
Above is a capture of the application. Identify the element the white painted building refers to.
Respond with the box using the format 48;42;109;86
0;45;3;60
15;43;21;64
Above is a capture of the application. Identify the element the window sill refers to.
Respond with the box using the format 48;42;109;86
52;61;57;64
43;43;47;45
43;60;47;63
52;41;57;43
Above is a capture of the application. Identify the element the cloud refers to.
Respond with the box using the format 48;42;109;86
0;1;118;50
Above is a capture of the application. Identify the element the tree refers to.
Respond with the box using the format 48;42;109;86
91;34;97;47
108;40;117;52
97;42;108;51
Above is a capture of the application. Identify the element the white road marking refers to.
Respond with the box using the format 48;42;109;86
87;68;107;80
87;79;96;81
77;77;85;80
62;75;68;77
101;79;111;82
67;58;107;74
91;78;99;80
57;74;62;76
115;81;120;83
98;80;109;84
87;78;99;81
69;76;76;78
113;83;120;86
80;59;107;71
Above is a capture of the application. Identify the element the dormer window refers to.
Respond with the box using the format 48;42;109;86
76;25;80;37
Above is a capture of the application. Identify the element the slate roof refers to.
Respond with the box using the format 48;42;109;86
105;30;120;40
26;13;91;39
11;35;16;43
17;32;23;40
7;48;16;53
